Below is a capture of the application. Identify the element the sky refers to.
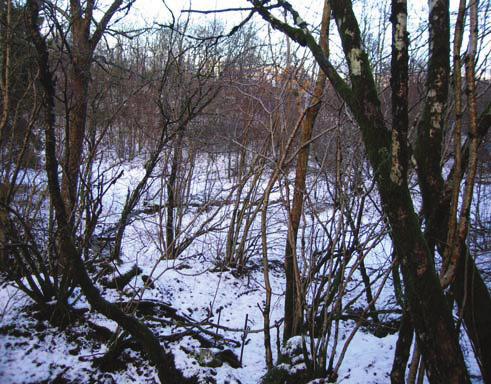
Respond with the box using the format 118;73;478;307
130;0;430;25
124;0;426;62
130;0;252;27
114;0;489;79
126;0;432;47
127;0;359;32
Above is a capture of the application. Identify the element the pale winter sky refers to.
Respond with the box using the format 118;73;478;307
124;0;430;66
129;0;428;32
122;0;488;78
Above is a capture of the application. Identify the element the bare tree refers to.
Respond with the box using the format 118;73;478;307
248;0;473;381
283;0;330;342
25;1;196;382
50;0;136;216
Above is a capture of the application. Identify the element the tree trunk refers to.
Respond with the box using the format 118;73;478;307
252;0;470;380
27;4;193;382
341;0;468;377
166;131;184;259
390;311;413;384
61;6;91;217
283;0;330;342
452;247;491;383
411;0;491;378
60;0;127;216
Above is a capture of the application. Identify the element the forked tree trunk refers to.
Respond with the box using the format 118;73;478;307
251;0;470;381
411;0;491;379
27;3;193;383
420;138;491;383
329;0;469;379
60;0;125;217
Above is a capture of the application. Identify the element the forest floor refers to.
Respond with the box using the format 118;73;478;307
0;155;485;383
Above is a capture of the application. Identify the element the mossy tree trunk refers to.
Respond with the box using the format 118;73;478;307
412;0;491;379
251;0;470;381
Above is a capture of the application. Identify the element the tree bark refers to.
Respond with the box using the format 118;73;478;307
390;311;413;384
413;0;449;253
166;131;184;259
0;0;11;145
27;3;193;382
283;0;330;342
61;0;125;216
251;0;470;381
452;248;491;383
411;0;491;378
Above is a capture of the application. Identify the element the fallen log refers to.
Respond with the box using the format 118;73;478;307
102;264;142;290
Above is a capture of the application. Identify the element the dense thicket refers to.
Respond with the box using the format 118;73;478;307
0;0;489;383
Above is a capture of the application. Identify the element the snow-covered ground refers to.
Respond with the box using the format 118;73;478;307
0;153;485;383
